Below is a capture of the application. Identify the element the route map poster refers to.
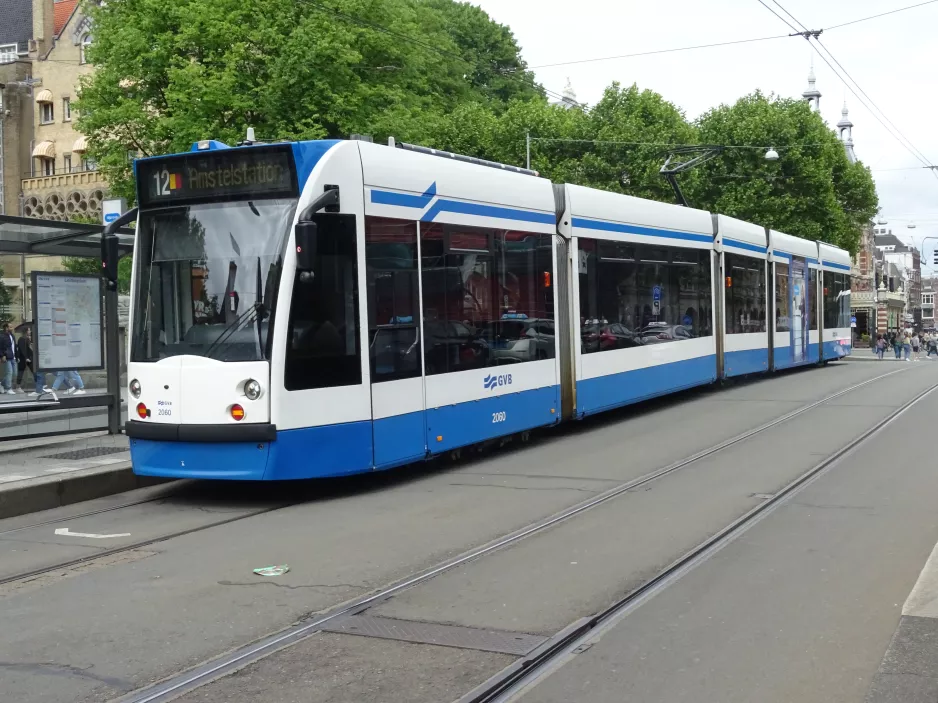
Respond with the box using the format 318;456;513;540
31;272;104;372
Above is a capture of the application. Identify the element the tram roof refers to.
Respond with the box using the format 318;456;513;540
0;215;134;258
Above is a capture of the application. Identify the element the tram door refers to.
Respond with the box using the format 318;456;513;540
365;217;428;470
791;257;807;363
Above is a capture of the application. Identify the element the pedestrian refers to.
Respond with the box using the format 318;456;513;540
51;369;85;396
15;327;38;394
912;332;921;361
929;333;938;359
876;333;886;360
0;322;16;394
894;332;903;359
903;331;913;361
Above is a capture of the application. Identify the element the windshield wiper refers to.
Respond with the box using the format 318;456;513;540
203;301;266;360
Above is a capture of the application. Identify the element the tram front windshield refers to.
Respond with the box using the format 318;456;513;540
131;198;297;362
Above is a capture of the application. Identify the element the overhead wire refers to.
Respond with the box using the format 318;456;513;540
756;0;802;32
755;0;938;177
528;34;791;69
814;37;934;168
826;0;938;31
529;136;824;150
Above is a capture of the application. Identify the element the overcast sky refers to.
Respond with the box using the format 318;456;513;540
475;0;938;271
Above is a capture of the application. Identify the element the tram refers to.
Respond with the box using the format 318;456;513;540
124;137;852;480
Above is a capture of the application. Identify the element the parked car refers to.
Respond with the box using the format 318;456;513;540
639;323;694;344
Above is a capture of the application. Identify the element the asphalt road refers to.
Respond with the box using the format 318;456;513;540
0;359;931;703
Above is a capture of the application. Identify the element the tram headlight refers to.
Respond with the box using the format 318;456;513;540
129;379;141;399
244;379;262;401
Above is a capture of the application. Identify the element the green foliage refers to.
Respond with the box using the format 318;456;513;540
0;263;12;325
76;0;537;203
692;92;878;254
76;0;877;255
61;256;132;295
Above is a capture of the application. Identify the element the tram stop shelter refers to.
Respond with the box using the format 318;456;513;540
0;215;135;437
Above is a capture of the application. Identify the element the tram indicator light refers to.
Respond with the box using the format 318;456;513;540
136;402;149;419
726;276;732;288
543;272;551;288
230;404;245;421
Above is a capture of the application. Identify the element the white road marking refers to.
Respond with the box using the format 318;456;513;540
903;540;938;618
54;527;131;539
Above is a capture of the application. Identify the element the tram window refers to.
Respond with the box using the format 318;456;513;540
420;223;555;374
492;230;555;362
578;239;712;354
365;217;421;382
823;271;851;329
724;253;766;334
809;269;819;330
775;262;790;332
421;223;496;375
284;215;361;390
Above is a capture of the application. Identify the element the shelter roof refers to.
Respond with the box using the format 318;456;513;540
0;215;134;258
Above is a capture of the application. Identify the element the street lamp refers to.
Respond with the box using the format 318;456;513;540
765;148;779;161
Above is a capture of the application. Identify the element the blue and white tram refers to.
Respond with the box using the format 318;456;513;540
124;137;851;481
565;185;717;415
818;242;853;360
714;215;770;378
768;229;824;370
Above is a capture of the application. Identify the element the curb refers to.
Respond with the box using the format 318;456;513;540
866;541;938;702
0;464;170;521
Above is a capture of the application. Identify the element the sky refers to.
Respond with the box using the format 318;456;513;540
474;0;938;273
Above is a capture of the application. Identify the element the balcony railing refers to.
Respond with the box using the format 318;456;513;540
23;165;98;178
21;169;106;195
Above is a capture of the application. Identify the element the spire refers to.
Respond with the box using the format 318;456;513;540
562;78;577;104
802;57;821;112
837;102;857;163
551;77;580;111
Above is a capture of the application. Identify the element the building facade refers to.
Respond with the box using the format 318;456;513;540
0;0;108;324
922;278;935;329
850;224;876;342
23;0;106;222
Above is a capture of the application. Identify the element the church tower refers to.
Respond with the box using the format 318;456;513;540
802;59;821;112
837;102;858;163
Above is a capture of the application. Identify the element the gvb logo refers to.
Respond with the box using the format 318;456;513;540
483;374;512;391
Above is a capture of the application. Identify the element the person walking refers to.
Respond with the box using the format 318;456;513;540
51;370;85;395
912;332;921;361
929;333;938;359
903;331;913;361
0;322;16;394
15;328;46;396
875;334;886;360
894;331;903;359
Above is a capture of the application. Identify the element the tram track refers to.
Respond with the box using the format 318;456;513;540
105;365;915;703
1;366;906;593
456;376;938;703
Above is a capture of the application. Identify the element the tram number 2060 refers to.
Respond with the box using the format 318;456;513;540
492;411;507;423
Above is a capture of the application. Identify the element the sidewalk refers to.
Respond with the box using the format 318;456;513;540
0;430;166;519
0;387;127;438
868;540;938;702
846;353;937;362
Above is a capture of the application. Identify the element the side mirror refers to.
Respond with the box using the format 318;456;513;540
294;221;318;270
101;234;120;290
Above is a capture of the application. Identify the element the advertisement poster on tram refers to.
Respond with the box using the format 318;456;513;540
790;258;807;363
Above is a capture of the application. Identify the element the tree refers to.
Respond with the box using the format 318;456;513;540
76;0;537;203
693;92;878;254
61;215;132;294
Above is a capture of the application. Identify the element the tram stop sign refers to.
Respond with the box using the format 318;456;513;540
851;316;857;328
102;198;127;225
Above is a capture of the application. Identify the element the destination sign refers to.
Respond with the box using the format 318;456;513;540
137;146;298;207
